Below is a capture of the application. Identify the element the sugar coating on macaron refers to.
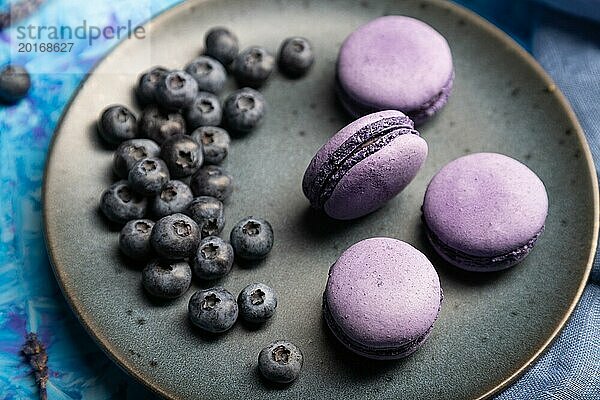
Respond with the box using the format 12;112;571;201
336;16;454;124
422;152;548;271
302;110;427;220
323;238;442;360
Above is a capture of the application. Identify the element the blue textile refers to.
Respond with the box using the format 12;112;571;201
0;0;598;399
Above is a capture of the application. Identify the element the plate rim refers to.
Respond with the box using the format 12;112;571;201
41;0;599;399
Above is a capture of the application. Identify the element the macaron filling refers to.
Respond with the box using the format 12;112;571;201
336;73;454;125
306;115;418;209
423;216;545;271
322;291;441;358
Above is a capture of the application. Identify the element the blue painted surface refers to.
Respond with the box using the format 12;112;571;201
0;0;598;399
0;1;181;398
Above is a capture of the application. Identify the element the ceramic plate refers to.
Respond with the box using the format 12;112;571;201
43;0;599;399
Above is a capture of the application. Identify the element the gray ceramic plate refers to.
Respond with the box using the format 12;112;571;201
43;0;599;399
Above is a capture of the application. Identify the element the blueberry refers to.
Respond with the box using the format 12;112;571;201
113;139;161;179
156;70;198;111
204;27;239;66
185;56;227;94
231;47;275;88
142;259;192;299
97;105;138;145
136;66;169;105
258;340;303;384
119;219;155;260
184;92;222;130
190;126;230;165
230;217;274;260
238;283;277;323
139;105;186;144
278;37;315;78
100;180;147;224
159;134;203;179
190;166;233;202
188;287;238;333
192;236;234;280
0;64;30;104
223;88;266;133
186;196;225;238
128;157;170;196
151;180;194;218
150;213;200;259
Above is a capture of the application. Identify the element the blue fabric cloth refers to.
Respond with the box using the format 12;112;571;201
0;0;598;399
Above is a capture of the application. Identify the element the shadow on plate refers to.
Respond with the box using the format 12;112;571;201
319;315;405;380
185;317;232;343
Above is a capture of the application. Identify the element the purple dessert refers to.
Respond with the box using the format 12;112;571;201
302;110;427;220
423;153;548;272
336;16;454;125
323;238;442;360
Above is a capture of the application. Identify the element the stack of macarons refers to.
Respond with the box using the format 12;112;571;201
302;15;549;360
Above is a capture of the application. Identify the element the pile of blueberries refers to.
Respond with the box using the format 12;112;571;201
98;27;312;384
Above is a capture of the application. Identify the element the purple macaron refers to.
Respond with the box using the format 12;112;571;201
336;16;454;125
423;153;548;272
323;237;442;360
302;110;427;220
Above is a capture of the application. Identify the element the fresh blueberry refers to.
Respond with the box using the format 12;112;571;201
186;196;225;238
150;213;200;259
142;259;192;299
204;27;239;66
160;134;203;179
230;217;274;260
278;37;315;78
139;105;186;144
258;340;303;384
190;165;233;202
128;157;170;196
184;92;222;130
185;56;227;94
238;283;277;324
100;180;147;224
0;64;30;104
188;287;238;333
192;236;234;280
97;105;138;145
222;88;266;133
190;126;230;165
151;180;194;218
136;66;169;105
119;219;155;260
113;139;161;179
231;46;275;88
155;70;198;111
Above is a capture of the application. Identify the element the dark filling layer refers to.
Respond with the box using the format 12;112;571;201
309;116;417;209
335;73;454;125
422;215;545;270
322;291;442;358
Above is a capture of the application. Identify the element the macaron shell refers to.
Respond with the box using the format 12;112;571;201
423;152;548;256
302;110;412;205
337;16;453;114
324;133;427;220
325;238;441;351
336;72;454;125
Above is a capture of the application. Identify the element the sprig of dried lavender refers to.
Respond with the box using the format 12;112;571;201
21;332;48;400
